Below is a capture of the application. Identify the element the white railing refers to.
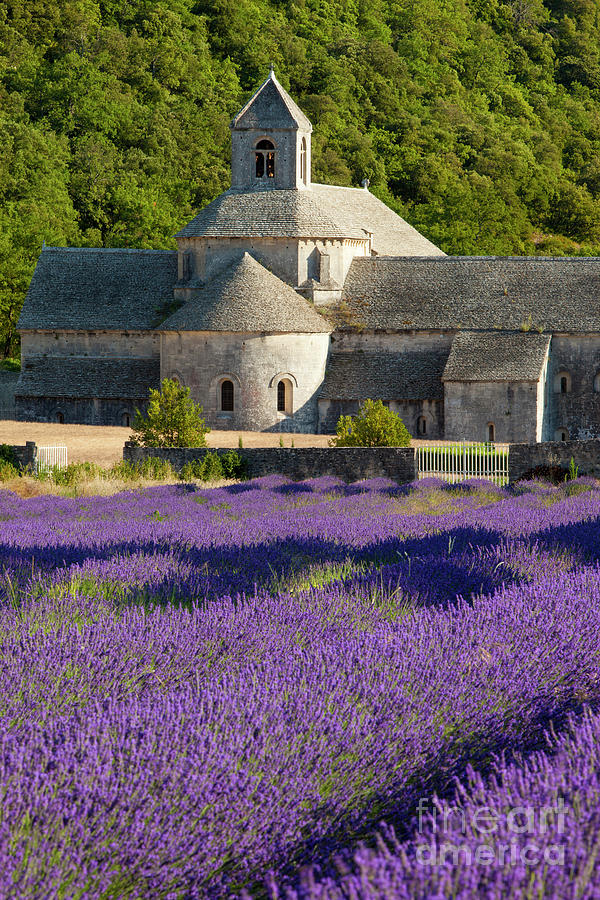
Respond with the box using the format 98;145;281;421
35;445;68;474
417;442;509;485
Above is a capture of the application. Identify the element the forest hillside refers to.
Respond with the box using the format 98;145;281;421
2;0;600;355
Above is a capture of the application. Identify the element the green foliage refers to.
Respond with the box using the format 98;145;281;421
110;457;174;481
6;1;600;350
0;444;19;469
566;457;580;481
0;459;19;481
43;461;103;485
0;358;20;371
129;378;209;448
179;449;246;482
330;399;412;447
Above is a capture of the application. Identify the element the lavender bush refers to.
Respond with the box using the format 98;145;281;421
0;476;599;897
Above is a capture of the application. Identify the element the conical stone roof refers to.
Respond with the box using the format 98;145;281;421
160;253;331;334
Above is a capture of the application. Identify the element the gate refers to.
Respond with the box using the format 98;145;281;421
417;442;509;485
35;445;68;474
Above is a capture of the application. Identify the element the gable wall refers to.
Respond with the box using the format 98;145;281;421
444;380;541;442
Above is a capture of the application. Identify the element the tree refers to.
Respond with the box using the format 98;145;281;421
129;378;210;447
329;399;412;447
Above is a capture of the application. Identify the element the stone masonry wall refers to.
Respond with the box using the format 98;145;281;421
545;335;600;440
161;330;330;433
0;372;19;418
123;443;417;484
444;380;541;443
509;438;600;481
2;442;37;470
15;397;146;426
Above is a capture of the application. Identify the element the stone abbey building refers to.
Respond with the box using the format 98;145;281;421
16;70;600;442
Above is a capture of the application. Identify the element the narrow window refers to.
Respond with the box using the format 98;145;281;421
555;428;569;442
255;140;275;179
417;415;427;435
221;380;234;412
122;412;131;427
275;377;293;414
277;380;286;412
594;373;600;392
554;370;570;393
300;137;307;185
488;423;495;442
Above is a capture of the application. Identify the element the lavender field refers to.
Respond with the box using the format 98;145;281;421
1;474;600;898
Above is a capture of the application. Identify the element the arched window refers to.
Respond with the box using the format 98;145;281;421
277;380;286;412
555;428;569;442
221;380;234;412
554;370;571;393
487;422;495;442
54;411;64;424
300;137;307;185
276;378;293;414
417;415;427;436
255;139;275;179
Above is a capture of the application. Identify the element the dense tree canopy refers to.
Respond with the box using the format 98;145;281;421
3;0;600;355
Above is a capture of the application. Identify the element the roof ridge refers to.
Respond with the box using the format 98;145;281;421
161;251;330;334
231;70;311;131
41;246;176;255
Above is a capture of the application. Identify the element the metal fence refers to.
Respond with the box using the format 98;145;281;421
35;445;68;474
417;442;509;485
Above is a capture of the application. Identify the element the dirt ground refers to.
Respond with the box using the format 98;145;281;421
0;420;503;468
0;421;332;467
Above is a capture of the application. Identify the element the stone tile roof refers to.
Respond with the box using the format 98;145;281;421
176;188;366;240
319;350;448;400
161;252;331;333
312;185;444;256
176;186;444;256
231;71;312;131
443;331;551;382
16;357;159;398
342;256;600;331
18;248;178;331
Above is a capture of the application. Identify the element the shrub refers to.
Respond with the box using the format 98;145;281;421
329;399;412;447
44;461;104;486
110;458;174;481
0;444;19;469
0;358;20;372
179;450;246;482
0;459;18;481
129;379;210;448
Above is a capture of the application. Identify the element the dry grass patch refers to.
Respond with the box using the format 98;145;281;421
0;421;332;467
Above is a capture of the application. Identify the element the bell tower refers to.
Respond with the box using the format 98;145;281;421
230;68;312;191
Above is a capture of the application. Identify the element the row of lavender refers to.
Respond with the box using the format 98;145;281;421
0;476;600;897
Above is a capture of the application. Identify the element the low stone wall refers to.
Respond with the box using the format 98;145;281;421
123;443;417;484
1;441;37;470
509;438;600;481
